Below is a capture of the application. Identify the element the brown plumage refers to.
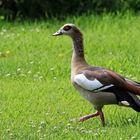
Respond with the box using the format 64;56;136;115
53;23;140;126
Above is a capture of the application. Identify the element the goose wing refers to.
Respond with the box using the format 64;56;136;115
74;68;140;95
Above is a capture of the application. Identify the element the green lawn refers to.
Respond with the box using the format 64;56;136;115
0;13;140;139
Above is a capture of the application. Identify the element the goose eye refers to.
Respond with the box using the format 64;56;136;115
63;25;71;31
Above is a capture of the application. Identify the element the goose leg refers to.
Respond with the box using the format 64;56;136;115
79;110;105;126
79;111;100;122
98;110;105;126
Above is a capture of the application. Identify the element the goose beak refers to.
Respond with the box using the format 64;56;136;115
53;30;63;36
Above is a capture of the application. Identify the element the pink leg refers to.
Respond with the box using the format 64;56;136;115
79;111;100;122
98;111;105;126
79;110;105;126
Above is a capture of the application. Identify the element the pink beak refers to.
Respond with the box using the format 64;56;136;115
53;30;63;36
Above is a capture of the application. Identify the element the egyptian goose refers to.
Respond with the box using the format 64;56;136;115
53;23;140;126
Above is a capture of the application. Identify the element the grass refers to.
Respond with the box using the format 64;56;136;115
0;13;140;139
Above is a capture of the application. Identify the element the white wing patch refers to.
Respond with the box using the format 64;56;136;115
98;85;114;91
74;74;113;91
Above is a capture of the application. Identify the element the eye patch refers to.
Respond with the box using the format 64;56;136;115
63;25;71;31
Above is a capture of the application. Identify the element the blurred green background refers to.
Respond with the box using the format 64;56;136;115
1;0;140;20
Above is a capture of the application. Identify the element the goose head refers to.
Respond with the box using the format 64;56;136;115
53;23;82;38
